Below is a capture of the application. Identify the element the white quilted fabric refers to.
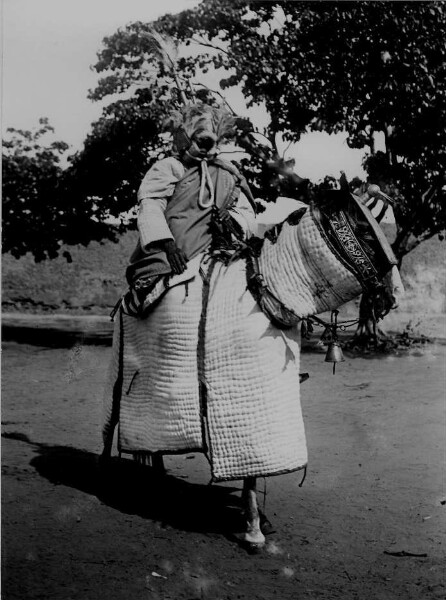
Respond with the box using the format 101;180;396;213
103;255;307;481
204;260;307;480
259;209;362;317
102;209;364;481
118;277;204;453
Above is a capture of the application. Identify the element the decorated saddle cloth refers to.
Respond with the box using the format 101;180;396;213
121;254;202;320
103;255;307;482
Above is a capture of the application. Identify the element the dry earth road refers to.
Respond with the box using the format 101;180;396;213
2;340;445;600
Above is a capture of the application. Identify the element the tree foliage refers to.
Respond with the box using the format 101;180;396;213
2;119;70;261
155;0;446;257
67;91;165;222
86;0;445;255
2;119;120;261
3;1;445;262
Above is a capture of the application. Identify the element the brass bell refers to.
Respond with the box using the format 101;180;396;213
324;341;345;374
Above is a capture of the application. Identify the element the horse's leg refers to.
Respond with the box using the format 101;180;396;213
98;433;114;469
101;437;113;460
132;452;166;475
151;453;166;476
241;477;266;549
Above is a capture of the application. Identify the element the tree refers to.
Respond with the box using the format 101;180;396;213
88;0;445;247
67;92;167;224
8;1;444;266
2;118;120;261
82;9;313;212
157;0;446;253
3;119;69;261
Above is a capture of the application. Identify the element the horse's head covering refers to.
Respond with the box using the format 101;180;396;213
312;173;398;285
165;102;237;161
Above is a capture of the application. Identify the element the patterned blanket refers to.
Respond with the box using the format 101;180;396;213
103;255;307;482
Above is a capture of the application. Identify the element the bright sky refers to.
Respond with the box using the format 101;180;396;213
2;0;368;182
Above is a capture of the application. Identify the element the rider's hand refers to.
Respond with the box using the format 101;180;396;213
164;240;188;275
214;207;231;224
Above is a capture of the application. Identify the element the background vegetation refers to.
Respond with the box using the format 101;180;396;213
3;1;445;265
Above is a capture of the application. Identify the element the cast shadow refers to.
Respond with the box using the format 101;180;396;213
2;432;244;537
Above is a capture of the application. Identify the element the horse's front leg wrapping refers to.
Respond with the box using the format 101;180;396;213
241;477;266;549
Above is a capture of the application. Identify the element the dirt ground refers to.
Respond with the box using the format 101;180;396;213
2;338;445;600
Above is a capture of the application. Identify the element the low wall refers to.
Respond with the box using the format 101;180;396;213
2;232;138;315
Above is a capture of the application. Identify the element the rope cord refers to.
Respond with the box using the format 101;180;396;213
198;160;215;208
248;265;361;336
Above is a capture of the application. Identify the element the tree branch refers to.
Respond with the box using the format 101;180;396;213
191;36;229;55
393;221;444;260
192;82;237;113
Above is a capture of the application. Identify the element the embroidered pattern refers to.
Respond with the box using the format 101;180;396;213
329;211;379;288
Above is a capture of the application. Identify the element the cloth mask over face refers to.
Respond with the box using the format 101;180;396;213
169;103;237;163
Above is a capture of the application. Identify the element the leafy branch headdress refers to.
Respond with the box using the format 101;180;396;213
143;28;238;152
143;28;190;106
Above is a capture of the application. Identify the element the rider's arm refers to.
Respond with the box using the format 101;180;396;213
228;191;258;238
137;157;185;251
138;197;173;250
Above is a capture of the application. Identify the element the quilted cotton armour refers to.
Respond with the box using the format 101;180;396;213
103;207;368;481
103;259;306;481
259;208;363;317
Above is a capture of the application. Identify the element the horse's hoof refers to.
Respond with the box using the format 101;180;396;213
245;541;265;555
233;533;265;554
234;528;266;554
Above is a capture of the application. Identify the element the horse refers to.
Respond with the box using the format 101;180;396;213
101;183;401;551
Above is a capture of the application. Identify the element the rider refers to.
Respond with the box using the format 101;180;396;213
124;102;257;316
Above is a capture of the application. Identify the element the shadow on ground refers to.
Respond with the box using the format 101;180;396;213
2;432;244;536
